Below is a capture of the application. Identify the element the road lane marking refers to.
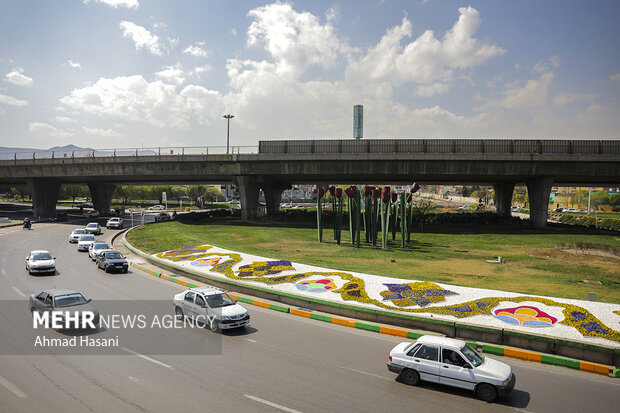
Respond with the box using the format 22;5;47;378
1;268;7;278
244;395;303;413
120;347;173;369
0;375;27;398
11;286;26;298
244;338;257;343
340;366;392;381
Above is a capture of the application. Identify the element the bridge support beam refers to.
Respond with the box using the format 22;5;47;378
88;183;116;216
526;177;554;228
28;179;61;218
234;176;259;220
493;183;515;216
262;182;291;217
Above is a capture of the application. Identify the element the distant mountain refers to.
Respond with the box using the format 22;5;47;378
0;144;157;159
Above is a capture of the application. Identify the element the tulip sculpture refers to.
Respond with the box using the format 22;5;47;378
380;186;391;249
406;183;421;243
316;187;325;242
400;192;407;247
391;192;398;241
363;186;373;243
345;185;361;247
371;187;380;246
332;187;344;245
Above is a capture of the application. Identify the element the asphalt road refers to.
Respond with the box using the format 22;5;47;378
0;219;618;413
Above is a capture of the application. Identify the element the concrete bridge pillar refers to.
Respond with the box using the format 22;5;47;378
88;183;116;215
262;182;291;217
233;176;259;220
28;179;61;218
526;177;554;228
493;183;515;216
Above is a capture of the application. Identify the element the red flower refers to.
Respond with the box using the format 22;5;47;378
317;187;325;198
381;192;390;203
363;185;372;196
391;192;398;202
372;188;380;198
335;187;343;198
382;186;390;194
406;194;412;202
410;183;420;194
345;185;357;198
328;186;336;196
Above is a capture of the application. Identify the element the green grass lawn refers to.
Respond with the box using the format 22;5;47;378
127;221;620;304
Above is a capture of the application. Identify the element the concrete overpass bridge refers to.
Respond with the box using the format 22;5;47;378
0;139;618;227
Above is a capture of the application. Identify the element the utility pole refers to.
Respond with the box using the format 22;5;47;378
223;114;234;201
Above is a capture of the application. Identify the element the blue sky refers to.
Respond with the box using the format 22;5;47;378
1;0;619;150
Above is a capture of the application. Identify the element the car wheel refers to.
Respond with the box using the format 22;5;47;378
400;369;420;386
123;268;128;273
104;266;110;273
209;318;221;333
476;383;498;402
175;306;184;321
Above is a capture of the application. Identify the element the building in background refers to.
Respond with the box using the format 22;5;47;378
353;105;363;139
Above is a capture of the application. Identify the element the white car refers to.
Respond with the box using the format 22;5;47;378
148;205;165;211
510;205;522;211
387;335;515;402
89;242;113;261
69;228;86;243
106;217;123;229
82;210;99;218
84;222;101;235
77;234;96;252
173;287;250;333
25;250;56;275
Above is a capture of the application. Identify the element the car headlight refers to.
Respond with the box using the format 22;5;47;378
222;316;231;321
502;376;511;386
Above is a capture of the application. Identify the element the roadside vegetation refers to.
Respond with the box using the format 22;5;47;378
127;221;620;304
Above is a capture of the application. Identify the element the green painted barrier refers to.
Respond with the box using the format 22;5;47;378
467;341;478;350
482;343;505;356
407;331;424;340
541;354;555;365
554;356;581;370
187;283;200;288
237;296;253;304
270;304;290;313
311;313;333;323
356;322;381;333
615;369;620;378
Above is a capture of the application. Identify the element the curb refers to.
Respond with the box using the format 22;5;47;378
129;260;618;379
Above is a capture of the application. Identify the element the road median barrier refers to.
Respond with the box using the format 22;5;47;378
121;234;619;378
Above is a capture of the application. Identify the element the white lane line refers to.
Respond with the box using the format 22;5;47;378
1;268;7;278
244;394;303;413
11;286;26;298
120;347;173;369
244;338;257;343
339;366;392;381
0;375;27;398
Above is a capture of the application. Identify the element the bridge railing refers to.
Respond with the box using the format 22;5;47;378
0;145;259;160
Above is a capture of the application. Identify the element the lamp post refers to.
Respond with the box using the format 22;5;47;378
223;114;234;201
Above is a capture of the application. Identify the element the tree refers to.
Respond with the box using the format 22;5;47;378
590;190;609;208
610;193;620;208
204;186;222;202
570;189;589;207
187;185;206;206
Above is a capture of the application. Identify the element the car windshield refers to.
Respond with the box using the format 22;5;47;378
80;235;95;241
32;252;52;260
54;293;87;308
73;229;85;234
86;224;97;228
205;293;236;308
106;252;123;259
461;344;484;367
93;243;109;249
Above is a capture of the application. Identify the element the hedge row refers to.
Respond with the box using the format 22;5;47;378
559;215;620;231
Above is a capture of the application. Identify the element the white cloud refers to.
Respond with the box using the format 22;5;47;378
66;60;82;69
83;127;122;138
28;122;72;138
84;0;139;9
346;7;504;89
417;82;449;97
482;72;554;111
552;92;598;106
183;43;208;57
533;55;561;74
0;92;28;106
54;116;77;123
611;73;620;82
60;75;223;129
230;28;237;36
5;69;33;86
155;64;185;85
119;21;163;56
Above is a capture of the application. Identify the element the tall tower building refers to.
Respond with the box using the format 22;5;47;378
353;105;363;139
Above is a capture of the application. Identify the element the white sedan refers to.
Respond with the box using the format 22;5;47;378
69;228;86;243
387;335;515;402
88;242;113;261
77;234;96;252
25;250;56;275
173;287;250;333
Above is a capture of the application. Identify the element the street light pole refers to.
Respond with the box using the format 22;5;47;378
223;114;234;201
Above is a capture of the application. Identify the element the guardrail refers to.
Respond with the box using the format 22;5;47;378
0;145;259;160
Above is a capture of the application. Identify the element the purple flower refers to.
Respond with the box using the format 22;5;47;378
571;311;587;321
384;283;412;293
581;321;608;335
449;305;473;313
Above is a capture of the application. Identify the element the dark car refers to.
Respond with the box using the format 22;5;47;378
154;212;170;222
48;212;68;222
96;250;129;273
29;289;100;329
